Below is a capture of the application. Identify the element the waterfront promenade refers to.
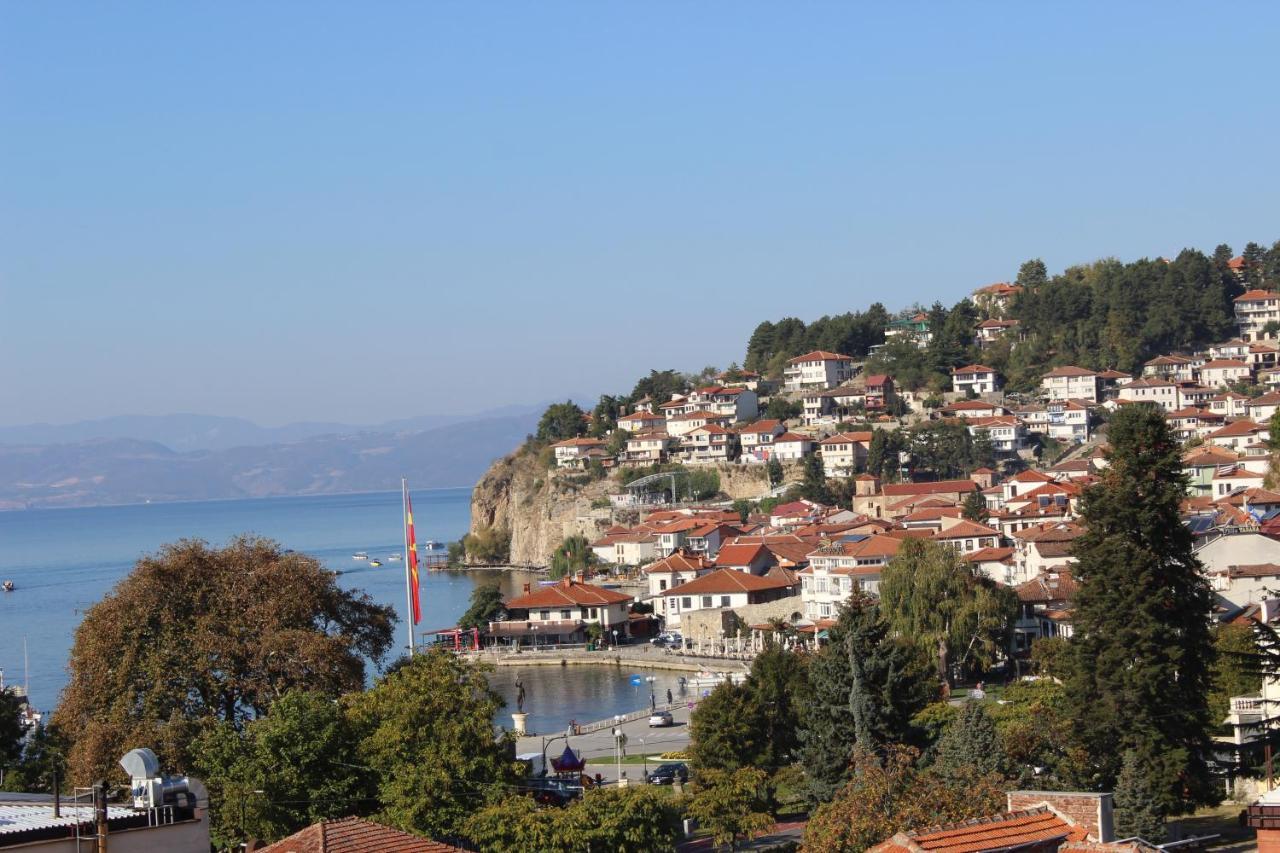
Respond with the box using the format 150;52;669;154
469;642;753;675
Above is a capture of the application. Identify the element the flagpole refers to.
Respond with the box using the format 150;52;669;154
402;478;415;656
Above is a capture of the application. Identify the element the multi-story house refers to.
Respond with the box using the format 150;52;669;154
800;534;904;619
737;419;786;462
499;578;634;643
1248;391;1280;423
883;312;933;349
1116;377;1180;411
645;551;713;617
552;436;607;469
1200;359;1252;389
1040;366;1101;403
616;411;666;433
665;410;733;438
1167;407;1224;443
783;350;856;392
1045;399;1090;442
681;424;739;465
620;431;675;467
965;416;1027;453
800;390;836;426
1208;418;1269;451
1235;289;1280;341
771;432;815;461
1142;354;1197;382
951;364;1001;396
933;519;1003;554
684;385;759;422
661;569;797;628
974;318;1020;347
970;281;1024;315
865;374;895;410
818;431;873;478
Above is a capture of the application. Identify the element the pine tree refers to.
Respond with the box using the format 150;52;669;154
933;700;1009;780
1061;406;1215;816
1113;750;1167;841
799;453;832;504
798;592;933;803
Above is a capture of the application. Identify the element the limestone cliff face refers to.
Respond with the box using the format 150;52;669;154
469;449;780;566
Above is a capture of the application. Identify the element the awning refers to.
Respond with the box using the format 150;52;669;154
485;620;585;637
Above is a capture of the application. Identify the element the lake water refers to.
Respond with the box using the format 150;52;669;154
0;490;677;725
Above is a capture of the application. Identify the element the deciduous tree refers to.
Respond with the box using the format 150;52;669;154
457;580;507;630
351;649;521;838
537;401;586;442
54;537;395;783
685;767;774;850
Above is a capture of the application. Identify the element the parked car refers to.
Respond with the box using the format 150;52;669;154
651;632;682;647
646;762;688;785
648;710;674;727
516;777;583;806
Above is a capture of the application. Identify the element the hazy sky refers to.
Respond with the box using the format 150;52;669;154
3;3;1278;427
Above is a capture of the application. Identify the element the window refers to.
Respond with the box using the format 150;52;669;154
539;610;550;621
659;579;668;591
668;597;678;610
720;596;731;607
590;607;598;619
560;609;571;620
682;597;692;609
701;596;713;608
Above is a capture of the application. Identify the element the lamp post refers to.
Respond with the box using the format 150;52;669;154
640;737;647;778
611;628;618;649
239;788;265;852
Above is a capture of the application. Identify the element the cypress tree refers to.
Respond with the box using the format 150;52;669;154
798;592;933;803
933;700;1009;780
1062;405;1215;815
962;487;989;522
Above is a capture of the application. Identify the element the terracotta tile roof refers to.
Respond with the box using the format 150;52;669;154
1042;365;1099;378
771;500;820;517
953;364;996;374
258;817;465;853
787;349;853;363
1221;563;1280;579
974;282;1022;296
1097;369;1131;379
963;546;1015;564
669;409;728;421
644;551;713;574
882;479;977;497
1010;469;1057;483
1201;359;1250;369
1183;445;1242;465
976;318;1019;329
552;436;606;448
875;806;1087;853
809;534;903;560
664;568;796;596
1011;521;1086;543
948;400;1003;411
820;431;874;445
774;432;814;444
505;578;632;609
934;519;1002;539
1209;419;1265;438
1251;391;1280;406
1235;288;1276;301
738;419;784;434
713;542;773;567
866;374;891;387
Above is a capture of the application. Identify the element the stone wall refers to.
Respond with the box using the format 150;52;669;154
678;594;805;642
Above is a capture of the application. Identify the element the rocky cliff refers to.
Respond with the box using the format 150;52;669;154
468;448;782;566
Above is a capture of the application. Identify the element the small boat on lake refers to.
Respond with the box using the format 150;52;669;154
2;581;13;592
353;552;369;561
388;554;402;562
369;559;383;567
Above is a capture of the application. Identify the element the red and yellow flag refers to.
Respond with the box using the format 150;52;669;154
405;491;422;624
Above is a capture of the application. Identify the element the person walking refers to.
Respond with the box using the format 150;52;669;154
666;688;673;705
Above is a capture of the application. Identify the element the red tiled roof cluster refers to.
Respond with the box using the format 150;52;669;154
259;817;466;853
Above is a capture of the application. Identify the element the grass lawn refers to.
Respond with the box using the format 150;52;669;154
1176;802;1253;851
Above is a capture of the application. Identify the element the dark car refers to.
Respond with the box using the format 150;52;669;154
646;762;688;785
517;777;584;806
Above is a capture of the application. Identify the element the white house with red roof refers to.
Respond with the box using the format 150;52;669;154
616;411;666;433
1045;399;1091;442
1116;377;1180;411
661;568;798;627
495;577;634;644
1208;418;1269;451
1247;391;1280;423
974;317;1020;347
713;541;778;575
783;350;856;392
685;385;759;422
644;550;714;608
1200;358;1253;389
681;423;739;465
769;499;823;528
1041;366;1102;403
771;431;815;461
801;534;904;618
952;364;1001;396
818;431;873;478
665;410;733;438
737;419;786;462
963;416;1027;453
1235;289;1280;341
590;528;660;566
933;519;1003;554
944;400;1010;420
971;281;1024;314
552;436;607;469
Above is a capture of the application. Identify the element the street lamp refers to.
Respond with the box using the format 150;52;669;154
611;629;618;649
640;737;646;778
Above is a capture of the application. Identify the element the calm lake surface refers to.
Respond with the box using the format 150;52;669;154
0;489;675;724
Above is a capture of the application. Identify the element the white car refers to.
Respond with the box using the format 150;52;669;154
648;710;674;727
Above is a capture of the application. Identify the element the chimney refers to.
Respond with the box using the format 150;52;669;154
1006;791;1113;843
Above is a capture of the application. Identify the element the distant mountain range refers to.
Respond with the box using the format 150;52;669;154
0;405;548;452
0;410;543;510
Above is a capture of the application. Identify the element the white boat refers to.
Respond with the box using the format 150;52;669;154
684;672;746;689
424;540;441;550
353;552;369;561
387;554;402;562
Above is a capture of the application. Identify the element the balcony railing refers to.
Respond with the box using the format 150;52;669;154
1231;696;1265;713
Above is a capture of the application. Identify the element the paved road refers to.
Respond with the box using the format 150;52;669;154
517;702;695;784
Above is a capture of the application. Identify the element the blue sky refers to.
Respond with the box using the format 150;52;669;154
3;3;1278;426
